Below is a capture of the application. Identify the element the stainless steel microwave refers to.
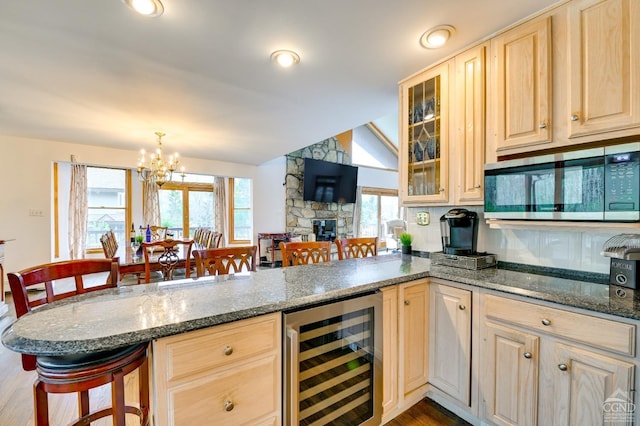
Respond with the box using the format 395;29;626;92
484;142;640;221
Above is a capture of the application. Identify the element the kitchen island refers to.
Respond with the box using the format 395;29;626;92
2;254;638;356
3;254;640;425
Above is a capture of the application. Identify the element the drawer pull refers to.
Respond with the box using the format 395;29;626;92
523;352;532;359
224;400;235;412
223;346;233;356
558;364;568;371
541;318;551;326
458;304;466;311
539;122;547;129
571;114;580;122
404;300;410;306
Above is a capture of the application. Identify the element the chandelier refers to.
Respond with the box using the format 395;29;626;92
137;131;186;187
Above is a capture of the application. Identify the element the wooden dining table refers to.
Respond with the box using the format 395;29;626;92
115;240;193;279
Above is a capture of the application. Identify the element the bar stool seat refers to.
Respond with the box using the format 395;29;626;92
35;343;150;426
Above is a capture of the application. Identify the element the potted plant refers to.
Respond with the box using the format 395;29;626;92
399;232;413;255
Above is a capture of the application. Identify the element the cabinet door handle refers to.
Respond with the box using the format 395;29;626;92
541;318;551;326
474;184;481;189
558;364;568;371
439;188;445;192
404;300;410;306
223;345;233;356
458;304;466;310
224;400;235;411
539;123;547;129
523;352;532;359
570;114;580;122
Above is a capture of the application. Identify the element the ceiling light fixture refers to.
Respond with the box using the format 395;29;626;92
137;131;185;187
123;0;164;17
271;50;301;68
420;25;456;49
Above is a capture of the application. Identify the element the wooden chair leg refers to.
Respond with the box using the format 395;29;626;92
112;371;126;425
33;379;49;426
139;357;150;424
78;390;90;418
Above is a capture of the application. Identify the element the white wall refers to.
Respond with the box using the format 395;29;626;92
407;205;616;274
0;135;259;277
357;166;398;190
254;156;287;236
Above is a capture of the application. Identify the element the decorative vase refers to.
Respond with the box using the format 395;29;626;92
401;245;412;255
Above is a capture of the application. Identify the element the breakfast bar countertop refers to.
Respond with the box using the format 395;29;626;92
3;254;640;357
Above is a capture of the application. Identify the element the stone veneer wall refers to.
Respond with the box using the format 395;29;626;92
285;137;355;238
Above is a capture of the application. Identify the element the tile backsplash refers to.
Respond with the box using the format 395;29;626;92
406;206;617;274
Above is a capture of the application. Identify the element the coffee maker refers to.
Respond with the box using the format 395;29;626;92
440;208;479;255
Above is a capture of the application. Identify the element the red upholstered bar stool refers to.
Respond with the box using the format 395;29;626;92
8;259;150;426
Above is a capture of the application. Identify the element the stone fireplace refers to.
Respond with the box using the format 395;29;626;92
285;137;355;239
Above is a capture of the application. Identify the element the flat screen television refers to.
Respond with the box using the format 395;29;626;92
303;158;358;203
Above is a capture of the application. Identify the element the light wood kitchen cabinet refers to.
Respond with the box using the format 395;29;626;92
399;279;430;396
492;16;552;153
552;343;635;425
382;286;399;419
453;43;487;205
399;61;450;205
153;313;281;426
482;320;539;426
567;0;640;138
480;293;637;426
428;282;472;405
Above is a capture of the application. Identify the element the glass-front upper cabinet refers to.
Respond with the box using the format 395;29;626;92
399;61;449;204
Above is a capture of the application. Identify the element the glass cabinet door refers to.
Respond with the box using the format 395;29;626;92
400;61;449;204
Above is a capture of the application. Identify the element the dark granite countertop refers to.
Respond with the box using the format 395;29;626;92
2;254;639;356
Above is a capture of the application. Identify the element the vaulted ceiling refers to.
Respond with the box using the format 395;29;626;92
0;0;560;165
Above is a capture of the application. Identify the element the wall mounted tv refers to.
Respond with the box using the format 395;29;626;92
303;158;358;203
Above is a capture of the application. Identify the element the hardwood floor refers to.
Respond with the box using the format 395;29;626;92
0;293;469;425
384;399;471;426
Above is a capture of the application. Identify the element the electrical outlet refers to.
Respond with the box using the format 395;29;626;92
29;209;44;217
416;211;430;226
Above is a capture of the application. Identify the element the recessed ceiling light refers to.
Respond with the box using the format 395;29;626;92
271;50;301;68
122;0;164;17
420;25;456;49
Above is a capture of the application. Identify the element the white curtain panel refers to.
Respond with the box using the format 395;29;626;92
142;179;161;228
214;176;227;246
68;164;88;259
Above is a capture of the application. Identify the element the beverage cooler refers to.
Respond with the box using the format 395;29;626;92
284;292;382;426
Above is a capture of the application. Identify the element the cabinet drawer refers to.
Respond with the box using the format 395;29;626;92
165;354;279;426
155;313;280;381
484;294;635;357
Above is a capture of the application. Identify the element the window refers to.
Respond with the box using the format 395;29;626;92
359;188;402;248
159;174;214;239
229;178;251;243
86;167;130;251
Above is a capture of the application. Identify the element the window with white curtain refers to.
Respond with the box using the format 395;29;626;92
86;167;129;251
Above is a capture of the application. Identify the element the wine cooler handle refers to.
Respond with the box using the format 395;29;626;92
286;327;299;425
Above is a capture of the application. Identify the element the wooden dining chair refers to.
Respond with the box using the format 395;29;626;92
335;237;379;260
279;241;331;267
209;231;223;248
100;230;118;258
7;259;150;426
149;225;168;241
193;246;258;277
141;239;193;282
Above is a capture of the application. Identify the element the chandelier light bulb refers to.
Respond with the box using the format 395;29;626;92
136;131;185;187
